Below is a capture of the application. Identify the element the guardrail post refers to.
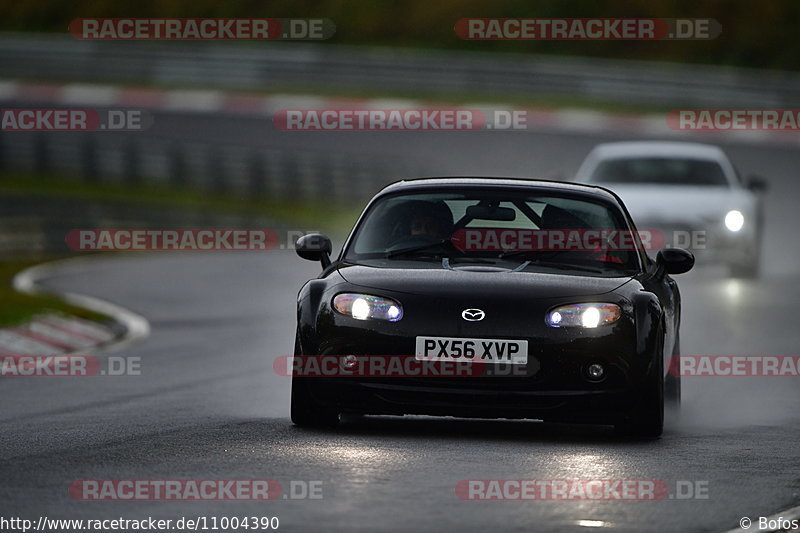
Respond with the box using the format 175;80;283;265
33;134;50;175
209;147;226;195
249;151;265;198
124;137;141;185
81;135;98;183
283;153;301;201
264;150;282;199
169;142;186;188
313;157;328;202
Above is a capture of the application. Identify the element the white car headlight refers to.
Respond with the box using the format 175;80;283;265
546;303;622;328
333;293;403;322
724;210;745;232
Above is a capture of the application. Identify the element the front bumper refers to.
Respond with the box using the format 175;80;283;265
298;312;652;423
301;378;634;423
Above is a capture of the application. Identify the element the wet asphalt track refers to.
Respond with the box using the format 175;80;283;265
1;117;800;532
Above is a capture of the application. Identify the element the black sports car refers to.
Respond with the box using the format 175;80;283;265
291;177;694;437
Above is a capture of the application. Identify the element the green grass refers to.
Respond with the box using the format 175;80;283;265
0;171;363;235
1;170;365;327
0;257;109;327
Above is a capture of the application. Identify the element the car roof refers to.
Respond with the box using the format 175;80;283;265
587;141;728;160
377;176;621;202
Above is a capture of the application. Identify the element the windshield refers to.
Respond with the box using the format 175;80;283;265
589;157;729;186
343;189;641;277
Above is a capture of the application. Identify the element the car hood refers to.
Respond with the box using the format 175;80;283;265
604;185;754;223
336;263;633;299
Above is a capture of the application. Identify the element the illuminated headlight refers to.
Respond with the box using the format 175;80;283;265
546;303;621;328
724;210;744;232
333;293;403;322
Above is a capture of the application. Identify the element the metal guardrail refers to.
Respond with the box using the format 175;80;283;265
1;32;798;207
1;32;800;107
0;132;418;204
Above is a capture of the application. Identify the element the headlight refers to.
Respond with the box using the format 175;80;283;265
546;303;621;328
724;210;744;232
332;293;403;322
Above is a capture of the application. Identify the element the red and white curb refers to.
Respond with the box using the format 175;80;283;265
9;258;150;356
0;313;115;356
1;79;798;146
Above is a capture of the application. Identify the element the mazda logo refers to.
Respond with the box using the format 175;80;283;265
462;308;485;321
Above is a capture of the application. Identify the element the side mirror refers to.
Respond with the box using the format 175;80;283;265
746;174;768;193
295;233;332;269
656;248;694;275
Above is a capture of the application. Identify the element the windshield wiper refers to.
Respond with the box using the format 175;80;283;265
499;249;579;260
498;249;535;260
441;257;498;270
385;240;450;258
523;260;607;274
441;257;531;273
499;249;610;262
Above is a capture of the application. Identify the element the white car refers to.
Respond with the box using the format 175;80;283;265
575;141;766;278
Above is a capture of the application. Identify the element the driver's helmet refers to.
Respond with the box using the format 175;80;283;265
540;203;590;230
388;200;454;242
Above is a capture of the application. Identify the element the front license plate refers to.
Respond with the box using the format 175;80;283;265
415;336;528;364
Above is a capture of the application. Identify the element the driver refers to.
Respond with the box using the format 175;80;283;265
389;200;454;245
410;212;442;238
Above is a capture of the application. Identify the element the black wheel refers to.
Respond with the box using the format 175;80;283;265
665;332;681;412
729;235;761;279
615;329;664;438
290;332;340;428
290;378;340;428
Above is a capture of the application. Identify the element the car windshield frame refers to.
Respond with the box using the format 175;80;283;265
339;185;645;276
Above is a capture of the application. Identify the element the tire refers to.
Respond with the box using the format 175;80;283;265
615;329;665;438
290;332;340;428
729;256;760;279
730;235;761;279
290;378;340;428
665;332;681;412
